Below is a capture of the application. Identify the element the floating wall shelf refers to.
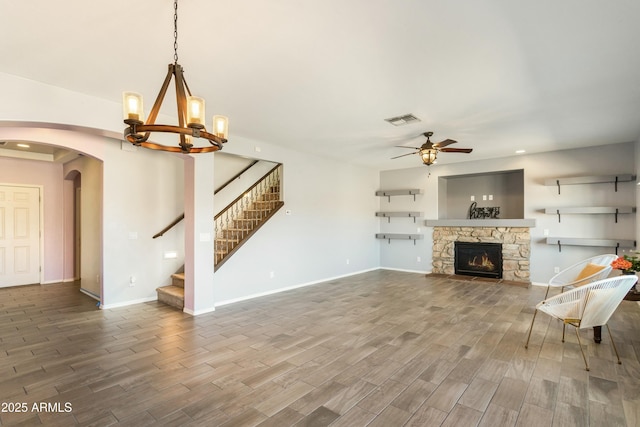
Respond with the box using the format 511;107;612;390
544;174;635;194
544;206;636;223
375;189;422;202
375;233;423;245
545;237;636;254
376;212;422;223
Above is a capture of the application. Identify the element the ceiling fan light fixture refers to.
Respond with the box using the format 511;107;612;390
420;148;437;165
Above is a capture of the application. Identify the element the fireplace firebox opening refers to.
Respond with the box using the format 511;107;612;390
454;242;503;279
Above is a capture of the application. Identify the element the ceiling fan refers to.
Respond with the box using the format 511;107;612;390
392;131;473;165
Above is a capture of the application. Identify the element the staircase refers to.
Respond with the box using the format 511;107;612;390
215;183;284;269
156;163;284;309
156;273;185;309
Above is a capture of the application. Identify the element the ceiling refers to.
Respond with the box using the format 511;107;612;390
2;0;640;170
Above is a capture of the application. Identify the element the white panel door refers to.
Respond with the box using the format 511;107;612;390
0;185;41;287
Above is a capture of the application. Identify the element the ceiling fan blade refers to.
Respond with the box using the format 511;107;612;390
391;151;419;159
434;139;457;148
440;148;473;153
395;145;421;149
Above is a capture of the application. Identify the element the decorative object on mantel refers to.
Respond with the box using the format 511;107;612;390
468;201;500;219
122;0;229;154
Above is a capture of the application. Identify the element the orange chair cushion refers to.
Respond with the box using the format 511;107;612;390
574;263;606;284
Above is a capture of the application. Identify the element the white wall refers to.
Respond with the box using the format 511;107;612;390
380;142;637;283
1;72;381;309
212;134;381;305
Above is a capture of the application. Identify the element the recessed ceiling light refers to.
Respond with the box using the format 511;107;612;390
17;143;30;148
515;149;526;154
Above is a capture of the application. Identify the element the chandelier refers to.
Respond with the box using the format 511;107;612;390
122;0;228;153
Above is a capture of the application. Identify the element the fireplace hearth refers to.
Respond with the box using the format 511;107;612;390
454;242;503;279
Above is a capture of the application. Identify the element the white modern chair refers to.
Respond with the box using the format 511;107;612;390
544;254;619;299
525;254;618;344
524;275;638;371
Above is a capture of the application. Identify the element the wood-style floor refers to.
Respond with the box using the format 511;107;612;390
1;270;639;426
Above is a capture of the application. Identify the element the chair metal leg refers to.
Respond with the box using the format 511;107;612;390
525;309;538;349
605;324;622;365
574;327;589;371
562;323;566;343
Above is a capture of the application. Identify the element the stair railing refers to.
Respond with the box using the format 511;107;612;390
214;163;283;266
152;160;261;239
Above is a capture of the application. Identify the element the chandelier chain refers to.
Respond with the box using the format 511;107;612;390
173;0;179;63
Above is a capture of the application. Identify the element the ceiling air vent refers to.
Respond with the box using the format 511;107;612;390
384;114;420;126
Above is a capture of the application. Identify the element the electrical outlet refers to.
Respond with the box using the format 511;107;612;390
543;229;549;236
417;256;421;262
270;271;275;279
470;195;475;201
346;258;350;265
129;275;136;287
554;267;560;274
482;195;487;201
488;195;493;201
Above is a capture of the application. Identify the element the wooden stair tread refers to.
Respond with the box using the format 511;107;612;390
156;285;184;310
157;285;184;298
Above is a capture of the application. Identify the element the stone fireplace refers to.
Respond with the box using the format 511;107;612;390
431;225;531;283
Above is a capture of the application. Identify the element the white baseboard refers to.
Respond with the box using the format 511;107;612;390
183;306;216;316
99;295;156;309
530;282;548;287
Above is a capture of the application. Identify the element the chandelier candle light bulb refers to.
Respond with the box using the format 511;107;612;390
123;92;144;122
213;115;229;139
186;96;205;128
